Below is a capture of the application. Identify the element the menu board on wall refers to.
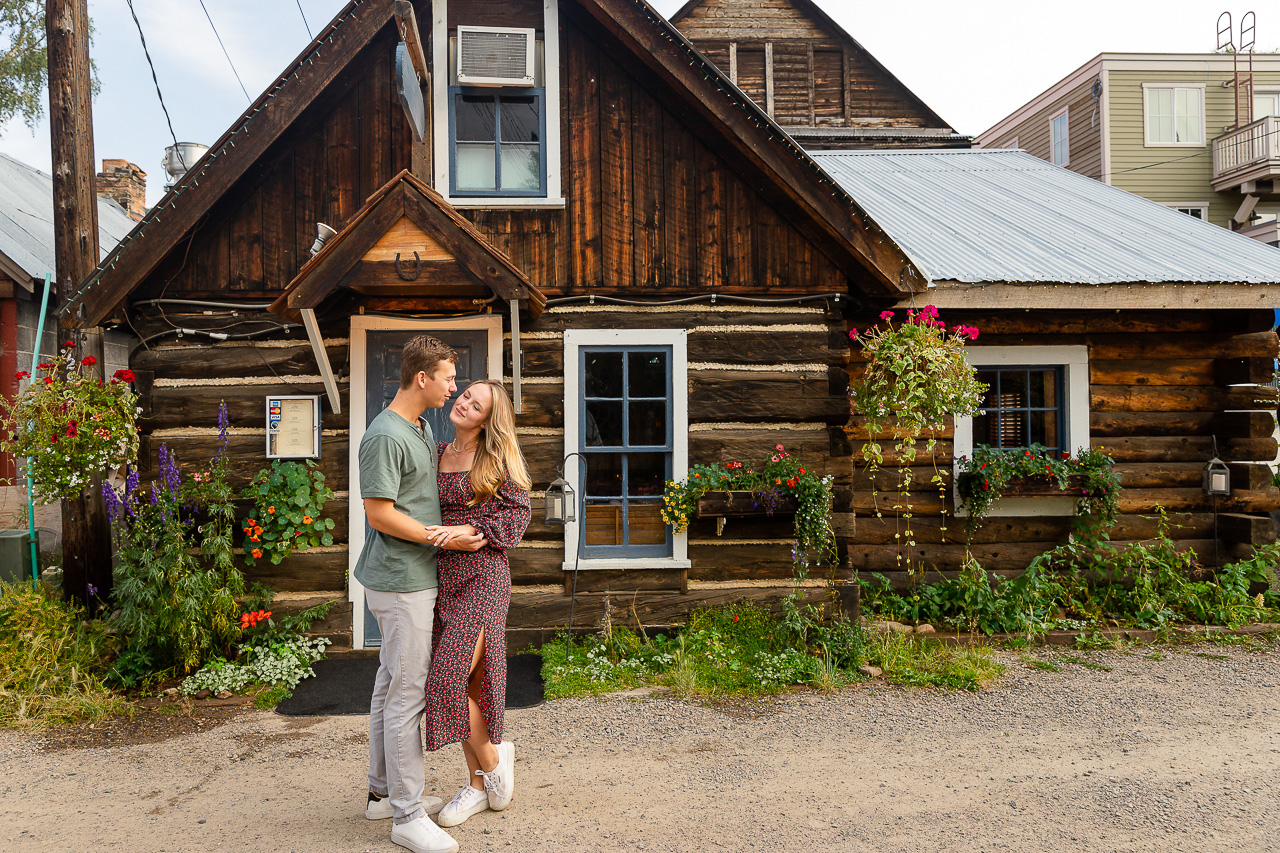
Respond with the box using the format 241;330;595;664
266;395;321;459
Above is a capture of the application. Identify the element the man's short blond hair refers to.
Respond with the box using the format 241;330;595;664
400;335;457;389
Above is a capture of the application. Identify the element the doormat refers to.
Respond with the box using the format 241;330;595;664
276;653;545;716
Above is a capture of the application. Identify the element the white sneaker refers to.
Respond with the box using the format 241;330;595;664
435;784;490;827
390;813;458;853
365;792;444;820
479;741;515;811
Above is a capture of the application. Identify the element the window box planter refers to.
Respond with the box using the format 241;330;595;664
998;474;1088;497
695;490;799;518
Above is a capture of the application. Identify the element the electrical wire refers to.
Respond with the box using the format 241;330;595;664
124;0;182;166
295;0;313;39
197;0;251;102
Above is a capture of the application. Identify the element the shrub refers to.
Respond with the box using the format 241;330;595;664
240;459;335;566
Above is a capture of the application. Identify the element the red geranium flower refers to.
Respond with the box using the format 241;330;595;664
64;340;75;348
42;376;52;385
82;355;97;366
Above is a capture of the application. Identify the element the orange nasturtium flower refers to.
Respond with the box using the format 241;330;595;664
251;548;263;558
303;515;312;524
267;506;275;514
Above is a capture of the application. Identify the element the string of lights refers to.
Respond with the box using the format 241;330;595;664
62;1;368;319
198;0;252;102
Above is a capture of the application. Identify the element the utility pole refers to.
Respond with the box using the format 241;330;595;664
47;0;111;606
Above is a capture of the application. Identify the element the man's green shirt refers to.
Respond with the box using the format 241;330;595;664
353;407;440;593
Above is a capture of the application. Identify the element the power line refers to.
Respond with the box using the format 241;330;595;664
197;0;251;102
295;0;313;39
124;0;182;163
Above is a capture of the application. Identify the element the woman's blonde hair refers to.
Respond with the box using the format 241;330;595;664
467;378;531;505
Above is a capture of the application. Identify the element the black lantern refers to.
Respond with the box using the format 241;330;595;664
1203;437;1231;496
545;475;576;525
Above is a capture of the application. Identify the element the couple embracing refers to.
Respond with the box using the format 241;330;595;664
354;335;531;853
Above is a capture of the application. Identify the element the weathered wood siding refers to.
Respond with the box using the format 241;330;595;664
673;0;944;130
843;308;1280;586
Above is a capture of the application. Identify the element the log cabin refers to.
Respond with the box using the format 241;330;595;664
60;1;1280;647
670;0;969;149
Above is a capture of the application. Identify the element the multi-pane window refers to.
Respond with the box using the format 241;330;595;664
449;89;545;196
1145;86;1203;145
973;366;1066;456
580;347;672;557
1050;110;1069;166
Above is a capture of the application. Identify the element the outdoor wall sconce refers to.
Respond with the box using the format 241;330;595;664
1203;437;1231;496
545;475;576;525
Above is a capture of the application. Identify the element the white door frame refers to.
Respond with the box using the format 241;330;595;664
348;313;504;648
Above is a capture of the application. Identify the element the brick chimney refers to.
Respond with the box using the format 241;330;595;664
95;159;147;221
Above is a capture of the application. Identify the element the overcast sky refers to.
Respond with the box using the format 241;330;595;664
0;0;1266;207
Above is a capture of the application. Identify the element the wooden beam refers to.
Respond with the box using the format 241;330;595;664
728;41;737;83
909;282;1280;310
302;308;342;414
393;0;429;83
73;0;398;327
764;41;775;117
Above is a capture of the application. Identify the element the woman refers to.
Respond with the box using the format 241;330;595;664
422;378;531;828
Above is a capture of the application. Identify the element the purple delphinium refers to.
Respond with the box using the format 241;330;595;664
215;402;230;461
158;444;181;499
102;481;122;523
123;469;140;518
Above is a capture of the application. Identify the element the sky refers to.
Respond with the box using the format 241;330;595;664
0;0;1269;208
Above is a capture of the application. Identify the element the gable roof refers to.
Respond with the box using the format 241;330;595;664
63;0;925;327
0;152;136;290
270;170;545;320
809;148;1280;305
670;0;957;133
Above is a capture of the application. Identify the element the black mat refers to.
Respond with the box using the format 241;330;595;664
276;653;545;716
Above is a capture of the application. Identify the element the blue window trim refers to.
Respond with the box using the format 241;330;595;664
579;345;673;558
447;86;547;197
974;365;1067;456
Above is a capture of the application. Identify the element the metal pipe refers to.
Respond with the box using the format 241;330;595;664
26;273;52;585
128;324;301;361
542;292;847;308
133;298;275;310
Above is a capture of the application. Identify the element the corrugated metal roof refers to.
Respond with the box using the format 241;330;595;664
807;148;1280;285
0;151;137;286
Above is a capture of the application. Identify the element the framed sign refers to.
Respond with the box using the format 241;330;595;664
266;395;321;459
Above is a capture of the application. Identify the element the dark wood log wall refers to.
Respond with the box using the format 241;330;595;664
842;308;1280;587
672;0;938;128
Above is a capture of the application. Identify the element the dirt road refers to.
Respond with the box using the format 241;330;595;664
2;640;1277;852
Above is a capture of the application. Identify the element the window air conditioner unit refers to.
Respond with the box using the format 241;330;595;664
456;26;536;87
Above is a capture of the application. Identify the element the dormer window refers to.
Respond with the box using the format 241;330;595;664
433;1;562;206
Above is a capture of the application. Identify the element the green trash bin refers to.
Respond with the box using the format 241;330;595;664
0;529;33;584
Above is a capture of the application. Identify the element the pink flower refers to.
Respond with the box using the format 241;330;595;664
776;444;784;451
880;310;894;320
848;328;858;340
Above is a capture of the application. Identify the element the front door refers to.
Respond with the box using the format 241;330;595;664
360;328;490;647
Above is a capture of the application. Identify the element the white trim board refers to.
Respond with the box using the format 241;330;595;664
953;345;1090;519
561;328;690;571
902;283;1280;310
347;313;503;649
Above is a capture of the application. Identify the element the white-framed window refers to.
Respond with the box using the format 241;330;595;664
432;0;564;208
1003;137;1019;150
1143;83;1205;146
1161;201;1209;221
1050;107;1070;166
1254;90;1280;120
954;346;1090;519
563;329;689;570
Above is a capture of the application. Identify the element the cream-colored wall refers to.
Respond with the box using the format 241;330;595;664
979;76;1103;180
1107;67;1280;228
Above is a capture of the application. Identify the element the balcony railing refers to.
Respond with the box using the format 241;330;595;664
1213;115;1280;180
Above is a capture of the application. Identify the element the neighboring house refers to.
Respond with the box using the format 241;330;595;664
61;0;922;648
810;148;1280;579
0;153;142;525
975;53;1280;246
670;0;968;149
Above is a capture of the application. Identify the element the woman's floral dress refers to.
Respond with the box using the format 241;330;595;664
423;443;531;751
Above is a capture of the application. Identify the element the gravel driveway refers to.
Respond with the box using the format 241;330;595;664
2;639;1277;852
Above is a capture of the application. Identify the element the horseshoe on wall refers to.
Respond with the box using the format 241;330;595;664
394;251;422;281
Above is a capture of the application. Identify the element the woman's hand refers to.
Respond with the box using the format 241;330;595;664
425;524;488;551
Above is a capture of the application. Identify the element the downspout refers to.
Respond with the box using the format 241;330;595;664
25;273;52;585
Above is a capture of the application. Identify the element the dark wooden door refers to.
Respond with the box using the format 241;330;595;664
362;328;489;646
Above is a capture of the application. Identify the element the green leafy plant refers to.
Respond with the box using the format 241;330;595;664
0;343;139;501
661;445;836;570
956;443;1122;539
104;404;243;674
240;460;335;566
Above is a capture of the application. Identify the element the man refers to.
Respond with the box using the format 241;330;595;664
356;334;483;853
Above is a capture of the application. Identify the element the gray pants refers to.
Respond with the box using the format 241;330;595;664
366;586;438;825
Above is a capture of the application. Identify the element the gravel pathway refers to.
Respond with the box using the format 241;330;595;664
1;639;1277;852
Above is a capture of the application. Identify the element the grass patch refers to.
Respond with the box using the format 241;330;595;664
0;581;129;728
866;631;1005;691
1059;654;1113;672
1023;658;1061;673
1192;652;1229;661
